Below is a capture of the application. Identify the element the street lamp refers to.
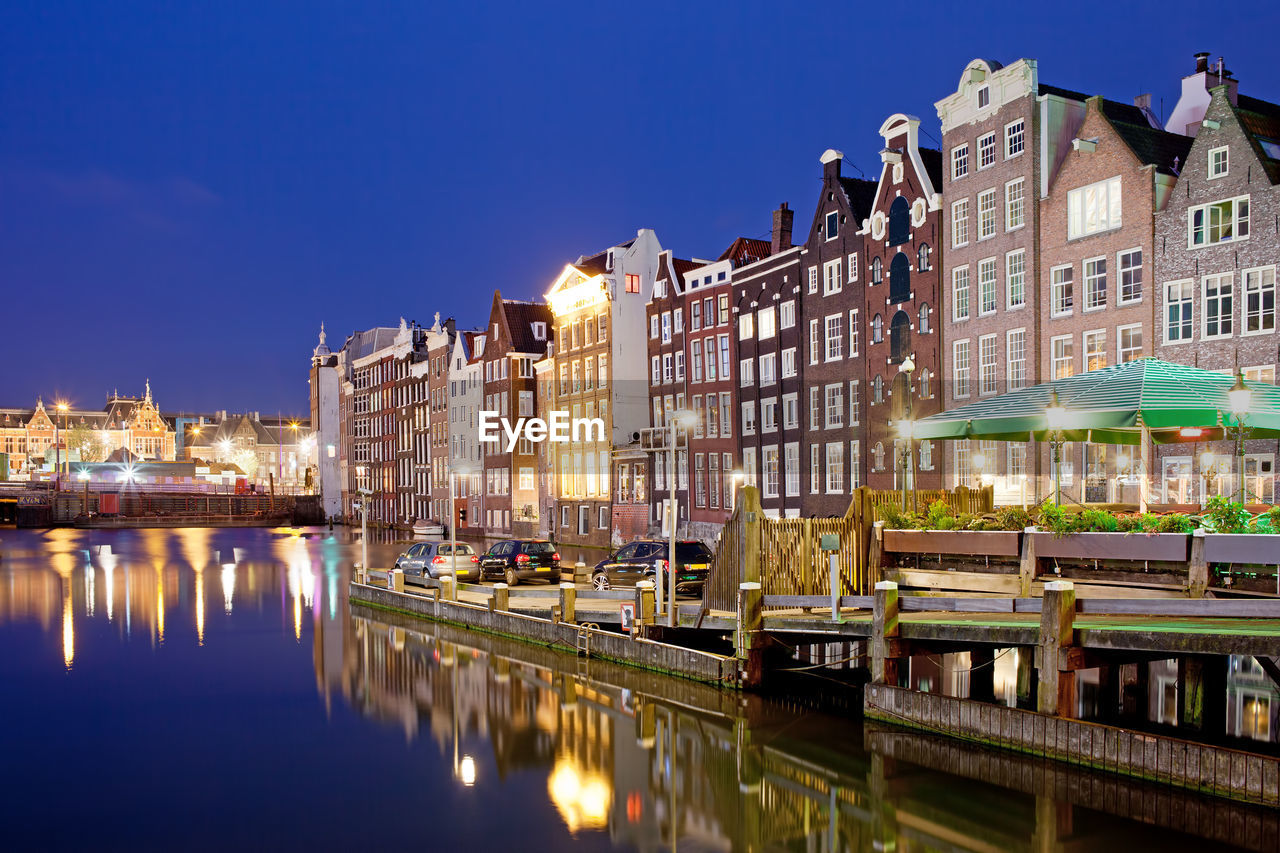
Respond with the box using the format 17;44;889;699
1226;372;1252;505
1045;389;1068;505
896;356;916;512
666;409;698;628
1201;450;1219;501
729;469;745;510
55;402;69;490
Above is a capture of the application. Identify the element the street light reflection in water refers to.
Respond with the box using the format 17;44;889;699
0;527;1274;851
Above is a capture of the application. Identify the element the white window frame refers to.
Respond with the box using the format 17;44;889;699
1005;118;1025;159
1117;323;1143;363
1051;335;1074;380
978;257;997;315
1243;266;1277;336
823;259;842;296
807;266;818;294
952;339;970;399
1208;145;1229;179
1188;196;1249;248
951;144;968;181
977;132;996;169
1006;328;1026;390
824;314;843;361
1083;328;1107;372
977;189;997;239
1050;264;1074;317
978;334;997;396
1164;279;1194;344
1006;249;1025;309
1083;256;1107;311
951;199;969;247
1005;178;1025;230
825;442;844;494
779;300;795;329
1067;175;1122;239
1202;272;1234;340
952;266;970;321
1117;248;1143;305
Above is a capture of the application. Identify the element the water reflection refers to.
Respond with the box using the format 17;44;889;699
0;527;1275;851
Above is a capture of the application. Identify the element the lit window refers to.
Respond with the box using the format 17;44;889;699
1067;176;1122;239
1118;249;1142;304
951;144;968;180
1005;119;1025;158
1244;266;1277;335
1118;324;1143;363
1084;257;1107;310
1189;196;1249;247
1051;265;1074;315
977;132;996;169
1084;329;1106;372
625;273;640;293
1051;336;1074;379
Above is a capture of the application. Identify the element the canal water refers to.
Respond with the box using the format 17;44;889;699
0;527;1269;851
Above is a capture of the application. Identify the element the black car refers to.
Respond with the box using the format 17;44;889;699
591;540;713;597
478;539;561;585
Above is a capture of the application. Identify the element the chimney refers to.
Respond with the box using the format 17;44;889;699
1194;51;1209;74
820;148;843;183
1133;93;1160;128
771;203;793;255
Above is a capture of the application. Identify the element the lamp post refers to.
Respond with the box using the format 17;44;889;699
896;356;916;512
1227;372;1252;505
666;409;698;628
972;452;987;491
1045;389;1067;506
55;402;68;490
1201;450;1218;502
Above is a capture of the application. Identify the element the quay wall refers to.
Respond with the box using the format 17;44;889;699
348;582;739;687
865;683;1280;808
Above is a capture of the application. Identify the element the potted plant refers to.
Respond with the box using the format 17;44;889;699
879;502;1024;558
1201;498;1280;565
1029;505;1193;562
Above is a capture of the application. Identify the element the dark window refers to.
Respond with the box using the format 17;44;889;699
871;257;883;284
889;252;911;304
615;543;640;560
521;541;555;554
675;542;714;562
888;197;911;246
825;211;838;239
890;311;911;364
918;244;930;271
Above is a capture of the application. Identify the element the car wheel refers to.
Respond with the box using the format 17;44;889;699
591;573;610;591
505;566;518;586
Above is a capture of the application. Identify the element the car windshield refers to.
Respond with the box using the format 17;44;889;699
675;543;713;562
522;542;555;554
453;544;474;555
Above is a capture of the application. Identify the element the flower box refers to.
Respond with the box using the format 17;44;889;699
883;529;1022;558
1203;533;1280;565
1031;531;1189;562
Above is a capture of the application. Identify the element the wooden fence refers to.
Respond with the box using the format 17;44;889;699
704;485;993;612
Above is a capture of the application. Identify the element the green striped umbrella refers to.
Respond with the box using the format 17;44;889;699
910;358;1280;445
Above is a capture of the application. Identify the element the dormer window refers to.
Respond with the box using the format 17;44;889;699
532;322;546;341
825;211;839;241
976;85;990;109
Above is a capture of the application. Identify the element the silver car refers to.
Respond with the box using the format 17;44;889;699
394;542;480;583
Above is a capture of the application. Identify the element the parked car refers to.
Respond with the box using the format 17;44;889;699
394;541;480;583
591;539;713;597
478;539;561;585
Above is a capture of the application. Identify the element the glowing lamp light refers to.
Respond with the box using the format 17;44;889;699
1228;372;1252;420
1178;427;1205;438
1045;389;1067;432
458;755;477;787
895;419;914;440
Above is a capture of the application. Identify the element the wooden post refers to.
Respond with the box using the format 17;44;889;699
800;518;813;595
1179;654;1228;736
439;575;455;601
1016;646;1036;710
390;569;405;593
1037;580;1076;717
736;581;763;687
742;486;762;585
492;582;509;612
867;521;885;592
1188;529;1208;598
1018;526;1038;597
559;582;576;624
872;580;900;686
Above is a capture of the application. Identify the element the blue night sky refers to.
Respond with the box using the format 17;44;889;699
3;0;1278;415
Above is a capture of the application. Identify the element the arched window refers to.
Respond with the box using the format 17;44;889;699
873;442;885;472
918;367;931;399
871;314;883;343
871;257;883;284
872;375;884;404
888;196;911;246
889;252;911;304
918;243;931;271
890;311;911;363
918;303;930;334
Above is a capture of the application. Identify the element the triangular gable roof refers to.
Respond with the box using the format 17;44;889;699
716;237;772;267
867;114;944;215
499;296;553;356
1100;98;1193;176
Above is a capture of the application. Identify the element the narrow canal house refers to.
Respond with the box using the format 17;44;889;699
735;207;804;518
447;328;486;532
643;249;696;538
420;317;456;527
1037;95;1190;504
685;237;772;536
479;292;553;537
1155;55;1280;504
858;115;945;496
798;151;877;516
936;58;1086;501
545;230;661;548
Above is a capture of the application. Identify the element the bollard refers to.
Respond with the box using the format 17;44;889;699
1188;530;1208;599
439;575;456;601
636;580;655;632
492;582;509;612
871;580;900;685
390;569;405;593
1037;580;1076;717
559;582;577;623
574;560;586;584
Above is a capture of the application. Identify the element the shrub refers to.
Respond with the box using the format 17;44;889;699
924;500;958;531
878;504;917;530
1038;502;1073;536
1076;508;1118;533
1115;514;1144;533
1153;513;1196;534
1203;495;1250;534
993;506;1033;531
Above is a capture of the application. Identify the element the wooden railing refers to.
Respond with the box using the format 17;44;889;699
703;485;994;612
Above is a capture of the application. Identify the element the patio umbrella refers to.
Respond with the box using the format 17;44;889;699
910;358;1280;445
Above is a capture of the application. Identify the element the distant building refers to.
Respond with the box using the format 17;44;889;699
0;384;176;479
447;328;485;533
184;411;312;493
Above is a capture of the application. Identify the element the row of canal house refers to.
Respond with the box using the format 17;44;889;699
939;54;1280;506
315;52;1280;540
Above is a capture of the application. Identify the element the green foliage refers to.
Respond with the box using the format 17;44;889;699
924;500;958;530
1077;508;1118;533
878;503;917;530
1153;513;1197;534
1038;502;1073;536
1256;506;1280;534
993;506;1033;531
1115;514;1145;533
1202;494;1250;533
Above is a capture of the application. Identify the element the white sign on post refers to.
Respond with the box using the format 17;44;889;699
619;603;635;633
